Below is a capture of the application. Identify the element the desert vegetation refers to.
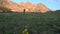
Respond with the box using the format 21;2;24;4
0;10;60;34
0;6;12;12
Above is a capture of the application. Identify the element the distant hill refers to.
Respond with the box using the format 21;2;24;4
0;0;51;13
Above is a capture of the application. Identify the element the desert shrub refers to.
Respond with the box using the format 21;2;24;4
0;6;12;12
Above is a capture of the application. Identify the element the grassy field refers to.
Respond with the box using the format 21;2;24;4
0;12;60;34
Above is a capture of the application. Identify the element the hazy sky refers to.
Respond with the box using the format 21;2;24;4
11;0;60;10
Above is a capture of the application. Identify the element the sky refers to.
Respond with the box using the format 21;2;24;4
11;0;60;10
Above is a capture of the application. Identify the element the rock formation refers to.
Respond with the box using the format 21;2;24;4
0;0;51;13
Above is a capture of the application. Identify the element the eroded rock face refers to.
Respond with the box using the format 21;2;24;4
36;3;51;13
0;0;24;12
0;0;51;13
19;2;51;13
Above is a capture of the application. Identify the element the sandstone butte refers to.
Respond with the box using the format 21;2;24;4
0;0;51;13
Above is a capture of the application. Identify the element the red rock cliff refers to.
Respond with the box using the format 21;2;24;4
0;0;51;13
